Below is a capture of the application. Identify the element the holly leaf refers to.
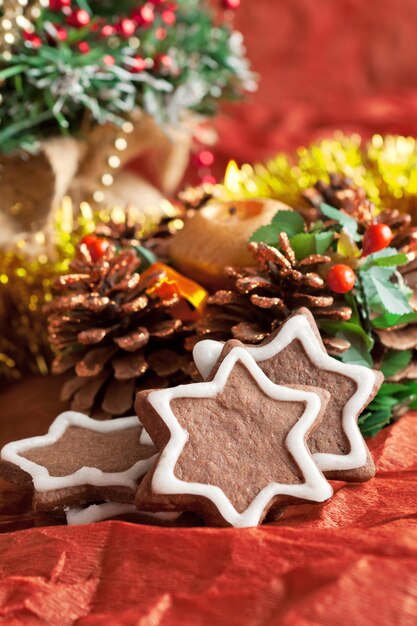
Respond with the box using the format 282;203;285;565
319;203;360;241
380;349;412;378
249;210;305;245
289;232;334;260
359;266;413;315
360;247;409;270
319;319;374;350
358;380;417;437
358;408;393;437
249;225;281;246
371;310;417;329
271;210;305;236
336;330;373;368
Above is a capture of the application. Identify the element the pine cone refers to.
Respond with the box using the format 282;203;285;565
305;173;417;252
46;243;194;419
195;234;351;350
303;173;369;220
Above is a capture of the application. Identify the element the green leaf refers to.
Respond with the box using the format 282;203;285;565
320;203;360;241
380;349;412;378
377;382;410;396
360;266;413;316
360;247;408;270
249;225;281;246
249;210;305;245
337;330;373;368
271;210;305;236
371;310;417;329
289;232;334;260
358;409;392;437
319;319;374;350
315;232;335;254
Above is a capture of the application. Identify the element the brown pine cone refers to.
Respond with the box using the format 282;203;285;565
194;234;351;349
303;173;369;220
45;243;194;419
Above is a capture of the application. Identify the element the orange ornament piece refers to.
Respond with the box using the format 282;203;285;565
142;262;208;321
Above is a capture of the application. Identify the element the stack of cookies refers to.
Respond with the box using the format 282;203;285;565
1;309;383;528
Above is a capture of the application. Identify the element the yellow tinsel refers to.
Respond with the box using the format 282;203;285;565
221;133;417;220
0;198;173;383
3;132;417;383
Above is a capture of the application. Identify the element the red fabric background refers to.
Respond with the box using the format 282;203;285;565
3;2;417;624
1;413;417;625
214;0;417;171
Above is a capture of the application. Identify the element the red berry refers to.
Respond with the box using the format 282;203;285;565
161;9;176;24
195;149;215;167
67;9;90;27
362;223;393;256
133;5;155;26
49;0;71;10
155;27;166;40
23;31;42;47
223;0;241;8
129;56;147;72
103;54;115;65
201;174;216;185
80;235;109;262
327;264;356;294
154;53;172;71
54;24;68;41
116;18;136;37
78;41;90;53
101;24;115;37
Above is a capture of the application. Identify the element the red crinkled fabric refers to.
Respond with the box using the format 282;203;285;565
0;413;416;626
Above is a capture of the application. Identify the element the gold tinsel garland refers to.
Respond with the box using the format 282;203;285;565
222;133;417;220
2;132;417;382
0;197;179;383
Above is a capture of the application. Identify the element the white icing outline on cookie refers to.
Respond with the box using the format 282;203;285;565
139;428;154;446
147;347;333;528
0;412;158;492
192;312;379;473
65;502;181;525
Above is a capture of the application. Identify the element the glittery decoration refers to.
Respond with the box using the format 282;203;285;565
0;198;178;384
218;134;417;223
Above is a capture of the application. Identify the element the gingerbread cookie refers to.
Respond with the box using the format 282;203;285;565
193;308;384;482
0;412;157;511
65;502;182;525
135;346;332;527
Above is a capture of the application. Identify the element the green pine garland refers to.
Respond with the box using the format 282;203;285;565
0;0;256;154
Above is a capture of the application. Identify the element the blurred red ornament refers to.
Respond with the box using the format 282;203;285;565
78;41;90;53
362;223;393;256
161;9;176;25
101;24;115;37
53;24;68;41
116;18;136;37
49;0;71;10
103;55;115;65
201;174;217;185
67;9;90;28
23;31;42;47
129;56;147;73
327;264;356;294
80;235;109;263
222;0;241;8
155;27;166;40
133;5;155;26
154;53;173;71
195;149;215;167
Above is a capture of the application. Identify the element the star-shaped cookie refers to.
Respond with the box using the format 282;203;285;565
135;346;332;527
193;308;384;481
0;412;157;511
